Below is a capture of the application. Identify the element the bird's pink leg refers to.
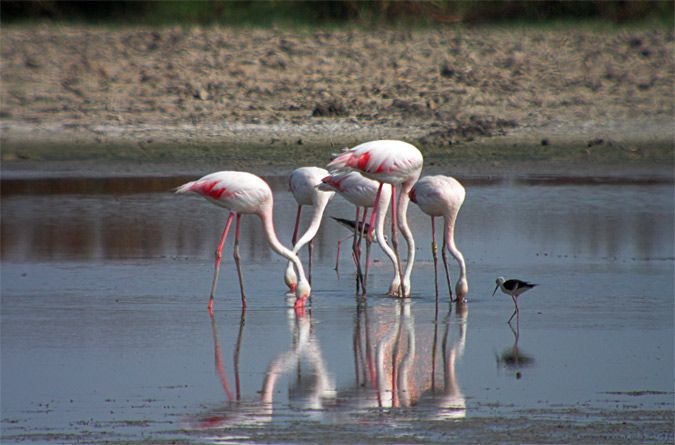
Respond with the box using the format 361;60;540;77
441;228;454;301
390;185;404;298
431;217;439;300
368;183;383;239
210;212;235;312
335;234;354;271
508;296;519;324
233;214;246;309
292;205;302;245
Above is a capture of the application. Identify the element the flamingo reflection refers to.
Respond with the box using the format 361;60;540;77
261;307;336;415
188;310;270;430
348;299;466;417
419;300;467;419
189;307;335;430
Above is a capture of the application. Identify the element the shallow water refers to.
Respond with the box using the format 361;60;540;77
2;174;673;443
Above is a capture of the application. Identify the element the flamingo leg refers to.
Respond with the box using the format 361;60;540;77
210;212;235;312
292;205;302;245
441;229;453;301
352;207;364;294
363;237;372;298
390;185;404;298
359;208;369;296
233;213;246;308
368;183;384;239
431;217;439;300
335;234;354;271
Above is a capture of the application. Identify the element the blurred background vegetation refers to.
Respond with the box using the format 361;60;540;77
2;0;673;28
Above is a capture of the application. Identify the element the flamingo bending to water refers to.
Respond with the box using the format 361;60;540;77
176;171;311;311
409;175;468;301
284;167;335;291
327;140;423;297
319;171;396;295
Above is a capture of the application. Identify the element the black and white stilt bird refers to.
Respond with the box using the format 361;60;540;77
492;277;538;323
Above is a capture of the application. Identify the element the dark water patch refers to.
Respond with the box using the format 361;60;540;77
2;173;671;198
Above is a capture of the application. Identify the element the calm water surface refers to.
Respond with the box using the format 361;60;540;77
2;174;673;443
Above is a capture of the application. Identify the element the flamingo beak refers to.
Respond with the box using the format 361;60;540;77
294;295;307;309
492;285;499;297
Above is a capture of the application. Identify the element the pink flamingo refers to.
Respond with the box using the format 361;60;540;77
327;140;423;297
319;171;397;295
409;175;468;301
284;167;335;291
176;171;311;311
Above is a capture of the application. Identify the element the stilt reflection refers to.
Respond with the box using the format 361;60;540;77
496;321;535;377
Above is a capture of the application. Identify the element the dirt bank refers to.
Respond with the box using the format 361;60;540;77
1;25;673;177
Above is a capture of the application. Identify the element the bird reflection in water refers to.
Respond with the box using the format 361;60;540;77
348;299;467;419
495;321;535;379
188;307;336;430
419;299;467;419
261;307;336;415
190;300;469;431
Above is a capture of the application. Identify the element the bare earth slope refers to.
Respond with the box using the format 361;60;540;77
1;25;673;177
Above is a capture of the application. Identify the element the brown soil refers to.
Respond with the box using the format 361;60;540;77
1;25;673;177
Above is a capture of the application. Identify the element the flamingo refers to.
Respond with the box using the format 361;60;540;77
175;171;311;311
327;140;423;297
319;171;396;295
492;277;538;323
284;167;335;291
409;175;468;301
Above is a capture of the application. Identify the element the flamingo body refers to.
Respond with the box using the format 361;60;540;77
176;171;311;309
409;175;468;300
320;171;399;294
327;140;423;185
319;171;391;209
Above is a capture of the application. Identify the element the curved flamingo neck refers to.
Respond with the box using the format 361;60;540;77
257;203;309;286
292;192;331;254
373;188;400;291
444;215;466;280
397;180;417;295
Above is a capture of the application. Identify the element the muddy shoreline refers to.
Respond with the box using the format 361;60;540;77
1;26;673;179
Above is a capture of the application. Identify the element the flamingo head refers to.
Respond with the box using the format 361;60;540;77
294;280;311;308
455;277;469;301
387;276;402;296
284;263;298;292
